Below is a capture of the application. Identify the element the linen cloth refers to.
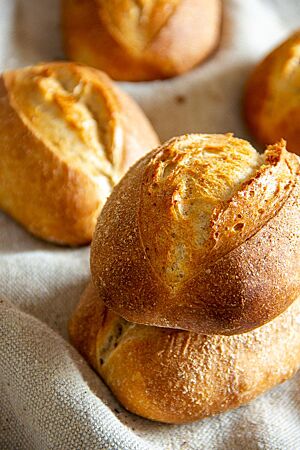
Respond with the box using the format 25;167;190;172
1;1;300;449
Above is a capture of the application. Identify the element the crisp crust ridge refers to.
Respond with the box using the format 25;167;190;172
0;62;159;245
91;134;300;334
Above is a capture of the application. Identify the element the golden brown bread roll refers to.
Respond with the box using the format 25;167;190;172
245;31;300;156
69;282;300;424
0;62;159;245
91;134;300;335
62;0;222;81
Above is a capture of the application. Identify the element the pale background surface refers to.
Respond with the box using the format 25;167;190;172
1;1;300;449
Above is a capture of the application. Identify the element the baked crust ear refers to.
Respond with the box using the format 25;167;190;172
0;62;159;245
91;134;300;335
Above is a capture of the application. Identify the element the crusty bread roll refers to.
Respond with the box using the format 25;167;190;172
69;282;300;424
62;0;222;81
91;134;300;335
245;31;300;156
0;62;159;245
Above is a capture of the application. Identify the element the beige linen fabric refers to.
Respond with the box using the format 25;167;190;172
1;1;300;449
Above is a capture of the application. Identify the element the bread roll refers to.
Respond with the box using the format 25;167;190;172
0;62;159;245
91;134;300;335
62;0;222;81
69;282;300;424
245;31;300;156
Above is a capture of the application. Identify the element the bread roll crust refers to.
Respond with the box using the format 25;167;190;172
69;283;300;424
245;31;300;156
62;0;222;81
91;134;300;335
0;62;159;245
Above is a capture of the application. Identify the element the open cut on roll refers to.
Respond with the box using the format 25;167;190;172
91;133;300;335
0;62;159;245
62;0;222;81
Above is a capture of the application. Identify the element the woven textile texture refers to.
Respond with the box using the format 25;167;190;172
1;1;300;449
